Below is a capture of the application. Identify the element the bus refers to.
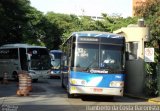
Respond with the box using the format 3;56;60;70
0;43;51;81
49;50;63;78
61;31;125;98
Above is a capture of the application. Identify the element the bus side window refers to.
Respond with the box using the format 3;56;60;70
50;54;55;61
62;54;68;71
71;43;75;67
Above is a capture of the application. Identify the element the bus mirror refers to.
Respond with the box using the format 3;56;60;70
27;53;32;61
50;54;55;61
63;55;67;60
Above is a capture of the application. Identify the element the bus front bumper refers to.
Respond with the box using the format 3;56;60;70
49;70;61;78
69;86;123;96
28;71;50;80
29;74;49;79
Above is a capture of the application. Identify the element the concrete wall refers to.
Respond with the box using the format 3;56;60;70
114;24;150;96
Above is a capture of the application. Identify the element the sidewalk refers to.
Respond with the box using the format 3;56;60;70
125;93;160;105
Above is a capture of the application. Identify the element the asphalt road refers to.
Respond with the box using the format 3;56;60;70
0;79;159;111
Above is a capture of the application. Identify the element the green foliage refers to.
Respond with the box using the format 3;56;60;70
0;0;31;44
44;12;137;46
135;0;160;38
101;16;137;32
39;16;62;50
0;0;137;50
144;62;158;96
135;0;160;96
23;7;44;45
0;0;45;46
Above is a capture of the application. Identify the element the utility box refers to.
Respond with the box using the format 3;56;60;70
114;20;150;96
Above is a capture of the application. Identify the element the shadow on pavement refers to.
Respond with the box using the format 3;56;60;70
81;95;115;102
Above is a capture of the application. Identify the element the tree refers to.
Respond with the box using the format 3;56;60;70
134;0;160;38
44;12;74;49
42;12;137;49
23;7;44;45
0;0;46;46
100;14;137;32
135;0;160;96
0;0;30;45
38;16;62;50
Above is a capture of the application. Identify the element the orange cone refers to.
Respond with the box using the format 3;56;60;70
16;89;29;96
16;73;30;96
27;76;32;92
2;72;9;84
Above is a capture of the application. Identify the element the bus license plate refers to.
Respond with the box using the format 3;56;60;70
93;88;103;92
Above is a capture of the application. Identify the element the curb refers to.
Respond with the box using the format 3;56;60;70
148;98;160;105
124;93;149;100
125;93;160;104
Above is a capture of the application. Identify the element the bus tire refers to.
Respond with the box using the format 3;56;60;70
61;74;65;88
61;79;65;88
32;79;38;82
67;92;75;98
61;82;65;88
13;72;18;81
107;96;114;100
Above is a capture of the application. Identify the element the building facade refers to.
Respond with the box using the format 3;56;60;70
114;20;150;96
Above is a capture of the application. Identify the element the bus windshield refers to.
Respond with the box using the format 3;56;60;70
75;44;99;68
28;48;50;70
100;44;123;71
50;52;62;70
74;43;124;73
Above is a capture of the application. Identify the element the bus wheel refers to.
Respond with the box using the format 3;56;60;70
32;79;38;82
67;92;75;98
13;72;18;81
106;96;114;100
61;74;66;89
61;79;65;88
61;82;65;88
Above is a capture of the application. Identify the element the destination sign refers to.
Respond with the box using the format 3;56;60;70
0;50;9;54
79;38;99;42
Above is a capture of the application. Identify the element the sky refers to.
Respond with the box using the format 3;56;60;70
30;0;132;18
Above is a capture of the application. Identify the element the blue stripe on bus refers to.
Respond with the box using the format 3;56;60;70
70;71;125;87
72;32;123;39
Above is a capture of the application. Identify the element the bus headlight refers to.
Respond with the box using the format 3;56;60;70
50;71;54;74
109;81;124;87
70;78;86;86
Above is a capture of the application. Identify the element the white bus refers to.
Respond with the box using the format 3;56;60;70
0;43;51;81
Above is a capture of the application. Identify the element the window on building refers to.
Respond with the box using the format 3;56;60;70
126;42;138;60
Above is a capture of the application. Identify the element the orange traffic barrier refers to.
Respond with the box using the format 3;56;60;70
16;89;29;96
16;73;30;96
1;72;9;84
27;75;32;92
